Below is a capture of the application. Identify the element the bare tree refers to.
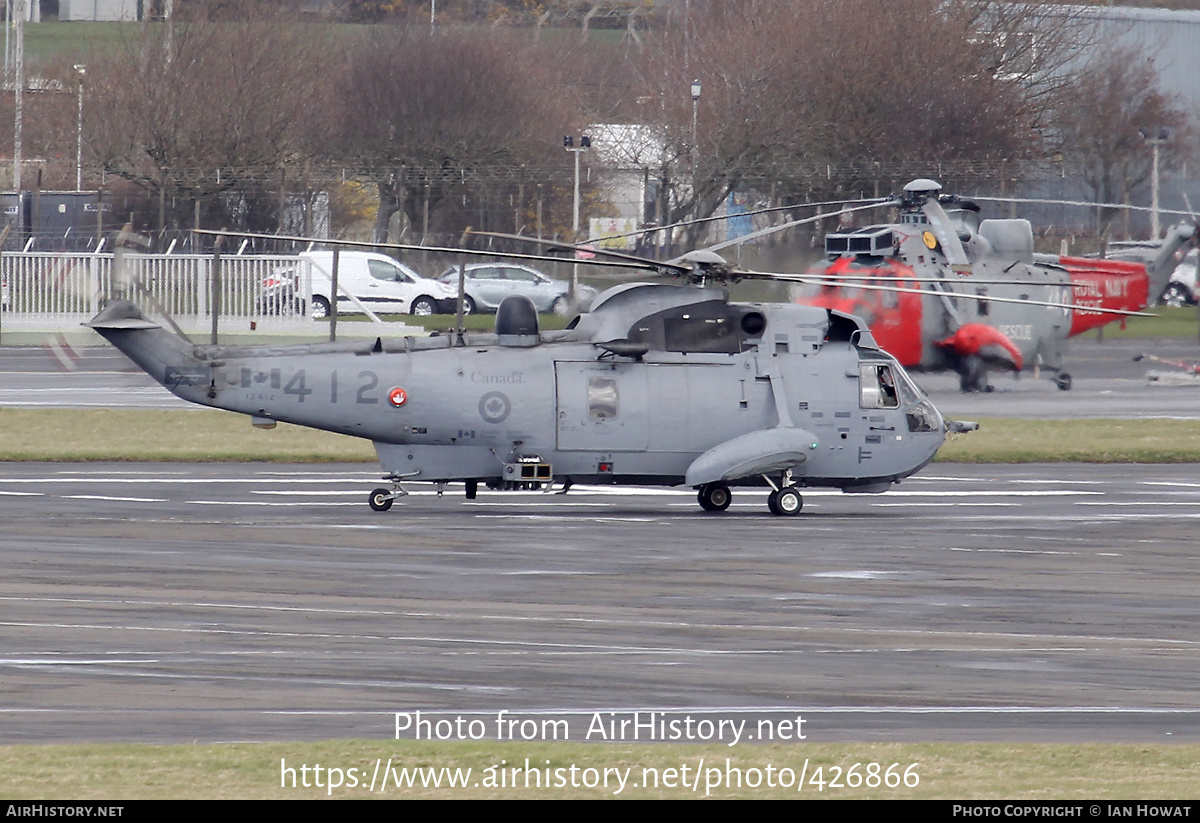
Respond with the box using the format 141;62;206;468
84;10;328;235
329;27;583;242
623;0;1082;247
1051;45;1194;234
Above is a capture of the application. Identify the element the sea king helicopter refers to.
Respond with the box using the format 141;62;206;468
85;217;979;516
799;179;1196;392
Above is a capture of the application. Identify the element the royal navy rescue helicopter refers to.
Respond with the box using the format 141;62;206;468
85;225;976;517
799;179;1196;392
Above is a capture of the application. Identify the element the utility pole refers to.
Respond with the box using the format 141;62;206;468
13;0;24;193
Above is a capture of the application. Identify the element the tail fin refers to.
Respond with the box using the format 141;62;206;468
86;300;212;403
1148;223;1197;298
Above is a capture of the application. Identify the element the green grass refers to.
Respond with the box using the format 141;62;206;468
2;410;1198;464
0;408;376;462
935;418;1200;463
2;740;1198;799
1078;305;1200;339
22;21;133;62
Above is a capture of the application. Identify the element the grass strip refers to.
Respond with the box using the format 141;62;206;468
2;409;1200;464
935;417;1200;463
2;740;1199;799
0;408;376;463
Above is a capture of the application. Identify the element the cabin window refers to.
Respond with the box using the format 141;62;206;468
859;363;899;409
588;377;619;419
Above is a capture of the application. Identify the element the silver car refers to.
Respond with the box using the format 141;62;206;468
438;263;595;315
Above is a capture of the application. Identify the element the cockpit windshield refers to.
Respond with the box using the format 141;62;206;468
859;358;940;432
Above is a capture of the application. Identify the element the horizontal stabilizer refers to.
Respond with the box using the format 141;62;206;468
85;300;162;331
685;427;818;487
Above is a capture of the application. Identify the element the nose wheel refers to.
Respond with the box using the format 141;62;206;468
369;487;401;511
368;477;411;511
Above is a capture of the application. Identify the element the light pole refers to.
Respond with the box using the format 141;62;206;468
564;134;590;241
690;79;701;226
1141;127;1170;238
563;134;591;306
74;64;86;191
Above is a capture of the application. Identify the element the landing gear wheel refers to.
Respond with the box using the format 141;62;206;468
1162;283;1191;307
959;358;990;393
697;483;732;512
311;296;331;319
465;479;478;500
767;487;803;516
368;488;394;511
1056;373;1073;391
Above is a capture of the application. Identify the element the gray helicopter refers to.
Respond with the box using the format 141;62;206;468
86;241;973;516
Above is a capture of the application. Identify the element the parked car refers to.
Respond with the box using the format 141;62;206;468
260;251;458;318
437;263;596;315
1161;249;1198;306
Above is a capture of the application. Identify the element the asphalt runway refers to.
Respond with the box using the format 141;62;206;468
3;462;1200;745
3;337;1200;746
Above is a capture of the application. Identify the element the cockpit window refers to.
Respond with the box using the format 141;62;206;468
860;363;899;409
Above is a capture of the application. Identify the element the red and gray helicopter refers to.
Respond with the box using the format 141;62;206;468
798;179;1195;392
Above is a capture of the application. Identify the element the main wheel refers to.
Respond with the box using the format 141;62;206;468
1161;283;1192;307
311;296;331;319
368;488;394;511
1056;372;1073;391
768;487;803;516
697;482;732;512
411;296;437;316
958;358;989;393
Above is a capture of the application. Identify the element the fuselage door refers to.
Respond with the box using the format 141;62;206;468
554;361;648;451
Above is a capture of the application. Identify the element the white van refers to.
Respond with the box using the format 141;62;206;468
260;251;458;318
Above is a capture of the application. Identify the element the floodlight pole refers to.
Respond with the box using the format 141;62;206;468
74;65;86;191
1142;127;1170;238
564;135;590;306
13;0;23;193
691;79;701;227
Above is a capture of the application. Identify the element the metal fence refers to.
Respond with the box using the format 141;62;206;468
0;252;315;337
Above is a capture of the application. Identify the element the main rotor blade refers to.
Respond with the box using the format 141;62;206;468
737;268;1078;288
703;200;896;255
591;195;894;246
466;229;684;274
970;195;1195;219
754;272;1155;317
191;229;648;272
